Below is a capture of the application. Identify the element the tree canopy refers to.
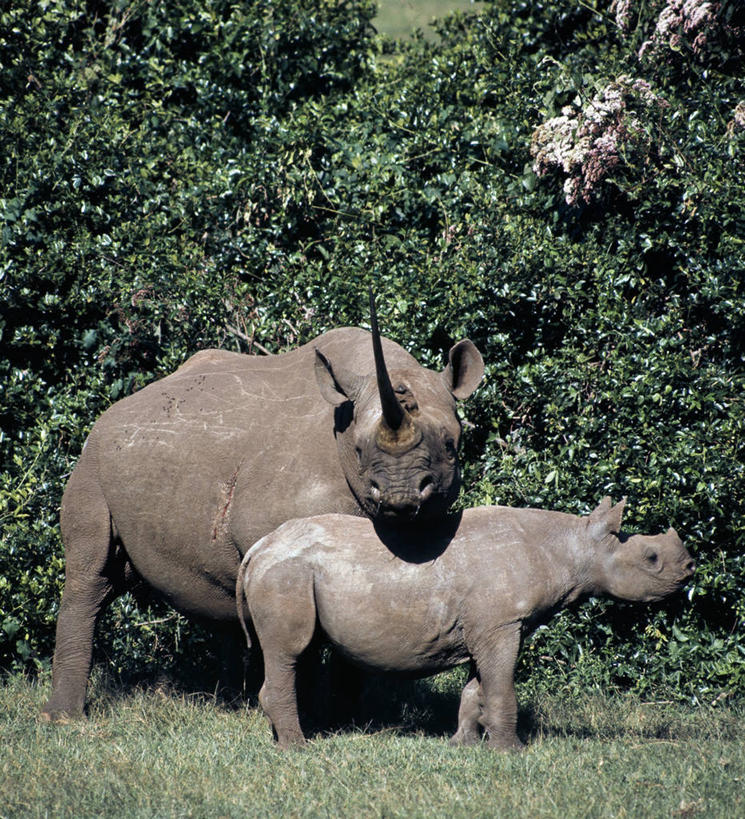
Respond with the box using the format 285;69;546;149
2;0;744;700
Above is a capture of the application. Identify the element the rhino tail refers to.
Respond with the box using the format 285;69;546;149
235;551;253;650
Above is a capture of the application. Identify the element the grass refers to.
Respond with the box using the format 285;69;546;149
2;670;743;818
374;0;480;40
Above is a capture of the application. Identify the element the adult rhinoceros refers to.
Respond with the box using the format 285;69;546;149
42;298;484;720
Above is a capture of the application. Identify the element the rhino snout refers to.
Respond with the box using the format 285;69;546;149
371;476;437;520
664;557;695;597
670;556;695;585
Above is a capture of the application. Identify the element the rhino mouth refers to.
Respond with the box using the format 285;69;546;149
377;498;424;522
367;478;451;522
643;571;695;602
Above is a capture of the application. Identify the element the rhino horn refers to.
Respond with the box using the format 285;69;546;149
369;289;421;454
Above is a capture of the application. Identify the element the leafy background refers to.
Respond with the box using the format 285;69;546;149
1;0;744;703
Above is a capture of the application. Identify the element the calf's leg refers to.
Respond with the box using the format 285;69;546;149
259;652;308;748
473;624;524;751
249;562;317;748
450;666;482;746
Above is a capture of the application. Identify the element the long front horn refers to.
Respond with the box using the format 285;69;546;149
369;289;422;454
370;288;405;431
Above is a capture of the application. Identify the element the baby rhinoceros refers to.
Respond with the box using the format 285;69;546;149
236;497;694;750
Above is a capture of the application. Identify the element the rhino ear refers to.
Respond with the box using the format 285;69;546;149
314;349;364;406
591;496;613;516
586;496;626;543
442;340;484;400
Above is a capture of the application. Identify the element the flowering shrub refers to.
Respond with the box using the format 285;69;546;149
530;76;668;206
731;100;745;131
610;0;634;32
641;0;722;59
611;0;745;64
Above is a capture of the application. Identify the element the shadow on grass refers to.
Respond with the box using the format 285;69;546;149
89;645;467;738
299;667;464;741
87;626;263;715
85;641;742;746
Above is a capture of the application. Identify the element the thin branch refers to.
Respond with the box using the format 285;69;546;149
225;323;273;355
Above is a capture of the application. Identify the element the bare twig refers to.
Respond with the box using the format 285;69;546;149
225;323;273;355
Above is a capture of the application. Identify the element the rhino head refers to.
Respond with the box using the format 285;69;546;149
586;497;695;602
314;295;483;522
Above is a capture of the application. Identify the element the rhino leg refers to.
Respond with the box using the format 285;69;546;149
473;624;525;751
449;667;482;746
251;561;317;748
41;462;127;722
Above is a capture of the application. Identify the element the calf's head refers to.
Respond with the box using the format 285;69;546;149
314;306;483;523
586;497;695;602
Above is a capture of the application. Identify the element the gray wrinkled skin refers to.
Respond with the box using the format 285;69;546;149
41;326;483;721
237;498;694;750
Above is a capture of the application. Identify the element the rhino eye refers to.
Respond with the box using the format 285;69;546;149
645;551;658;565
355;446;363;464
445;439;457;460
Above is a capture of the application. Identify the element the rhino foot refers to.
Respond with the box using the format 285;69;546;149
486;734;525;752
276;734;308;751
40;705;86;724
449;727;482;747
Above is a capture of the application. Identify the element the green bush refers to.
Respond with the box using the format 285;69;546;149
1;0;743;702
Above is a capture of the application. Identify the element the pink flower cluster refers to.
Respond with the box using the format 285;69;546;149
731;101;745;131
530;77;668;207
639;0;720;59
610;0;634;33
612;0;743;61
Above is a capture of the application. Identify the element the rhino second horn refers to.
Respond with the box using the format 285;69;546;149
375;412;423;454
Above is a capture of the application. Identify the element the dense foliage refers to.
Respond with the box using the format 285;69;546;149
2;0;743;703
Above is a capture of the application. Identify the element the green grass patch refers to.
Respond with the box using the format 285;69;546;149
2;672;743;818
374;0;479;39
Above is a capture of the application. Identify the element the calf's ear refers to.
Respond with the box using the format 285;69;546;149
442;340;484;399
586;496;626;543
314;349;364;406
